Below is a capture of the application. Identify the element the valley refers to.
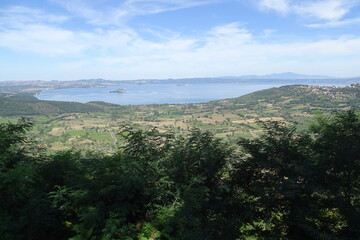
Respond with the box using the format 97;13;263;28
1;84;359;154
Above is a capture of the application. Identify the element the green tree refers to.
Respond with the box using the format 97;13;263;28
0;119;67;240
159;129;238;240
233;121;328;239
311;111;360;239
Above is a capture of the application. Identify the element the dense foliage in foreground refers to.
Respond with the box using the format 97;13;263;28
1;111;359;239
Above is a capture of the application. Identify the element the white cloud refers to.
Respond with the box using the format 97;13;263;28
46;23;360;79
121;0;214;15
307;17;360;27
2;4;360;79
263;29;277;38
0;24;87;56
207;22;252;44
0;16;195;58
51;0;218;26
258;0;290;14
49;0;111;25
0;6;68;29
294;0;357;21
256;0;360;27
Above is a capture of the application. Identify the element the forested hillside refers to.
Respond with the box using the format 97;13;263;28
216;84;360;117
1;111;359;239
0;94;103;116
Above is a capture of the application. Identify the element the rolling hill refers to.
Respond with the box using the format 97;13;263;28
0;94;103;116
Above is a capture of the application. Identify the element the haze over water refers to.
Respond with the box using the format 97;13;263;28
37;81;350;105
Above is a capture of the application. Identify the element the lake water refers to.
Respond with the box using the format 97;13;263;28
37;81;351;105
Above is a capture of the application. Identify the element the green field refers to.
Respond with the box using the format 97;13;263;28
89;132;112;140
66;130;87;137
0;118;14;124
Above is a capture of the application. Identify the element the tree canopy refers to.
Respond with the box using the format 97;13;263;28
0;111;359;239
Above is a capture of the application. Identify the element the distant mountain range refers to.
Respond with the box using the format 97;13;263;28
1;72;359;96
220;72;334;80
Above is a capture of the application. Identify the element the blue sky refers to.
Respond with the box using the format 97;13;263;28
1;0;360;81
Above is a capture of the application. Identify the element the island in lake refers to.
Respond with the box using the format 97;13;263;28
109;88;126;93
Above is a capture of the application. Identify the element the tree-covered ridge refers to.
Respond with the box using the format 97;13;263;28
1;111;359;239
0;94;103;116
208;84;360;118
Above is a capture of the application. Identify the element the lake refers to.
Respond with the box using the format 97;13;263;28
37;81;351;105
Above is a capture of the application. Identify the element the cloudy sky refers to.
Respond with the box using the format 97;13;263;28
1;0;360;81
